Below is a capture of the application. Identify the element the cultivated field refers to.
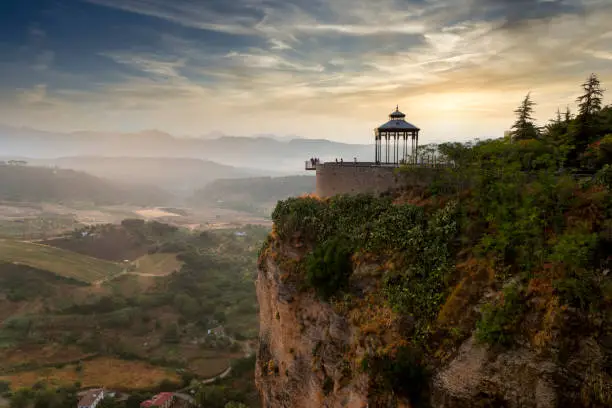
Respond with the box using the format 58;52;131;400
0;357;181;390
131;253;182;276
0;240;122;283
0;344;92;372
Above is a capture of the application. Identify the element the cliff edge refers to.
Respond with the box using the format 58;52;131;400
255;189;612;408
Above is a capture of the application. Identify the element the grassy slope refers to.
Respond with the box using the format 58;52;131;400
132;253;182;276
0;240;122;283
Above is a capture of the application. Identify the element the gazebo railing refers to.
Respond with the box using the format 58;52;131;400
305;157;455;169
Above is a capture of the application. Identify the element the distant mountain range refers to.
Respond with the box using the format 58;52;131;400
0;125;373;173
0;164;170;205
0;156;277;196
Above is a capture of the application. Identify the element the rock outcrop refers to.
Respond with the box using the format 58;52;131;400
256;245;370;408
255;237;612;408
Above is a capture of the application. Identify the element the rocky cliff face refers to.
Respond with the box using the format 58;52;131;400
256;242;370;408
255;235;612;408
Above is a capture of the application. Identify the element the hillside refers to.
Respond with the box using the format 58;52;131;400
0;164;170;205
0;221;266;407
28;156;278;195
0;240;122;283
40;220;180;262
191;175;316;215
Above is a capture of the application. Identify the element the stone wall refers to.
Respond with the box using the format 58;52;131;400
315;163;435;198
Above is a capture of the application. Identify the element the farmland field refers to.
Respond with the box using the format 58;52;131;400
0;240;122;283
0;357;181;390
131;253;182;276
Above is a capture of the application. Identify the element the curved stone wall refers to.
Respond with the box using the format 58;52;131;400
315;164;434;198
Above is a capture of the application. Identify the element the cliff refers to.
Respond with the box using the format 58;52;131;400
254;187;612;408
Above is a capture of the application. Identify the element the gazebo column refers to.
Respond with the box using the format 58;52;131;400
397;134;400;165
375;136;378;163
416;130;419;163
386;134;390;164
394;133;398;164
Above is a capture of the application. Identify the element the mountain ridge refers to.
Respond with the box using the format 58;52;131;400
0;124;374;173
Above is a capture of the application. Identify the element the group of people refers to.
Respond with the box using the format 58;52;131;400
309;157;360;166
333;157;357;165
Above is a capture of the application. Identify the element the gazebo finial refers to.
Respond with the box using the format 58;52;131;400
396;104;399;111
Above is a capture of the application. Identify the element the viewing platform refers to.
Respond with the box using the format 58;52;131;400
305;159;454;171
305;106;452;197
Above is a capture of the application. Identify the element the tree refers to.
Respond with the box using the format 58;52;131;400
571;73;606;166
577;73;604;120
564;106;573;122
510;93;539;141
98;397;122;408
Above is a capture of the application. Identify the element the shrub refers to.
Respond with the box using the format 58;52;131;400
305;237;354;299
553;271;601;311
0;380;10;393
476;283;527;347
322;376;334;396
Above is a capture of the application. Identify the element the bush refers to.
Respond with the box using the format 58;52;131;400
553;271;601;311
305;237;353;299
476;283;527;347
0;380;10;393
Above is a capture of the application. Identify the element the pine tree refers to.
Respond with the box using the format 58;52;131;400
577;73;604;119
511;92;539;141
564;106;572;122
575;73;605;149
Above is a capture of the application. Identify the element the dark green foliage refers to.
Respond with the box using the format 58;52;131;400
272;194;427;253
476;283;527;347
98;397;124;408
0;380;10;393
305;237;353;299
272;194;458;333
322;376;334;396
511;93;539;141
553;270;602;311
384;202;458;337
272;196;328;243
9;386;78;408
0;262;86;301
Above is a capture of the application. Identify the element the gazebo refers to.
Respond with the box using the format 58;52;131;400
374;106;420;165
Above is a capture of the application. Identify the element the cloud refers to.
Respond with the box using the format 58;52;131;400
17;84;48;105
101;52;186;78
224;51;325;72
1;0;611;141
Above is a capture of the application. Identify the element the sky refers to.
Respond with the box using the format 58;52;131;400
0;0;611;144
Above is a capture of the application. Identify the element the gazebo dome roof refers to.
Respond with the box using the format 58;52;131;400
377;120;420;131
389;107;406;119
376;106;420;132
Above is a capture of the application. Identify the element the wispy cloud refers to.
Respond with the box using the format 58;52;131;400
0;0;610;141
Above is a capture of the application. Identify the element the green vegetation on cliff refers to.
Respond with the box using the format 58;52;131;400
262;74;612;407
